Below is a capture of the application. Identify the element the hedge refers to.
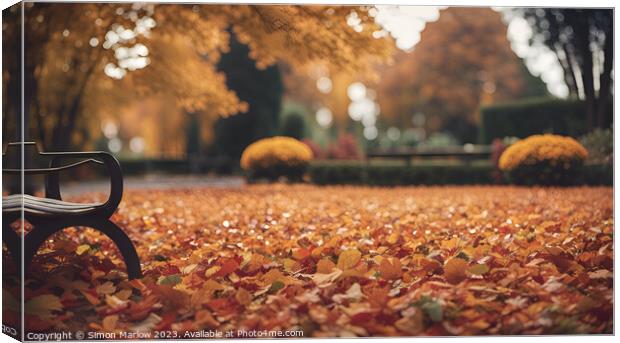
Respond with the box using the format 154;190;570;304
118;157;234;175
479;97;613;144
308;161;612;186
309;161;496;186
577;163;613;186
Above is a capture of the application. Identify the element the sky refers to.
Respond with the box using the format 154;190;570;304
374;6;567;98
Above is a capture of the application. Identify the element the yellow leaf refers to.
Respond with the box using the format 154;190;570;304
182;264;198;274
337;249;361;270
467;263;490;275
96;282;116;295
76;244;90;255
283;258;300;272
204;265;221;278
105;295;128;310
102;315;118;331
262;269;286;285
387;232;400;245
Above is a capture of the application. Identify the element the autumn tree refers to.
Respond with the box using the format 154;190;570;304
2;3;393;151
376;7;532;142
516;8;613;130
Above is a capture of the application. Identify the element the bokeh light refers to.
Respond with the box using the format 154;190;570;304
315;107;333;128
129;136;146;154
107;138;122;153
363;126;378;140
316;77;333;94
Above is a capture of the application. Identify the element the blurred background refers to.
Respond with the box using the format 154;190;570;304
2;4;613;186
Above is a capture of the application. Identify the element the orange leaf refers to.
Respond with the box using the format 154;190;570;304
444;258;468;284
292;248;311;260
214;258;239;278
379;257;403;280
316;258;336;274
235;288;252;306
337;249;361;270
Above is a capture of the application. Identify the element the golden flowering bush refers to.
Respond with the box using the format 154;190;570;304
241;136;313;181
499;134;588;185
3;185;612;336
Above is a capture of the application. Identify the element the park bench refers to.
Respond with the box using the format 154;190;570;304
366;145;493;166
2;142;142;279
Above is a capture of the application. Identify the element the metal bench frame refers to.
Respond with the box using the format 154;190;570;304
2;142;142;279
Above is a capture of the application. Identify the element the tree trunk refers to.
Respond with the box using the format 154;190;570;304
574;19;597;131
596;28;613;128
554;43;579;97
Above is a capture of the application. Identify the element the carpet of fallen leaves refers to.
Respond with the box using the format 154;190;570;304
4;185;613;337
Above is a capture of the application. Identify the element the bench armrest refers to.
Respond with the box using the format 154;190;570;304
2;159;103;174
45;151;123;217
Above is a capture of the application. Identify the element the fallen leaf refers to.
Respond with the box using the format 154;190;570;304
467;263;490;275
379;257;403;280
333;283;363;303
337;249;362;270
25;295;63;319
316;258;336;274
444;258;468;284
76;244;90;255
588;269;612;279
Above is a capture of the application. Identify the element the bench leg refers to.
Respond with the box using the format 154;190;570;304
24;219;142;280
95;220;142;280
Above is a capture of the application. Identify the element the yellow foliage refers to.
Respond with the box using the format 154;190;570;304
240;136;313;171
499;134;588;171
4;3;394;150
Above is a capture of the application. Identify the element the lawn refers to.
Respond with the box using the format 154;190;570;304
5;185;613;336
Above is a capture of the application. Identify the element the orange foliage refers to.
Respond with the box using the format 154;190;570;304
4;185;613;336
377;8;527;128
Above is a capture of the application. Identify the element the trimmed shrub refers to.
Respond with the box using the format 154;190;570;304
479;97;613;144
240;136;313;182
499;134;588;185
